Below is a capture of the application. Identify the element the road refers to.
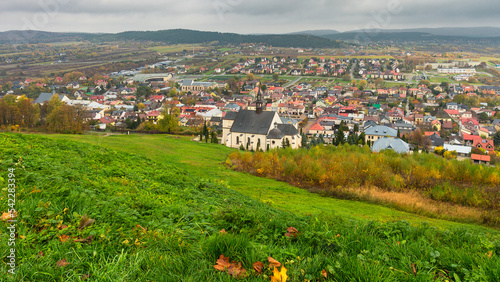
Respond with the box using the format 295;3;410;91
284;76;302;88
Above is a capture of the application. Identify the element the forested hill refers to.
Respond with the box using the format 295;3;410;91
94;29;347;48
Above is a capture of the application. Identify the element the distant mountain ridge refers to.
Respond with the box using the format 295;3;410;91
0;29;346;48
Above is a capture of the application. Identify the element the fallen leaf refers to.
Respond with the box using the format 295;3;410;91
56;258;69;267
59;234;70;242
219;229;226;235
411;263;417;276
133;224;147;233
31;187;41;193
214;254;231;271
336;234;340;237
78;215;95;230
20;235;26;239
322;269;328;278
1;211;17;221
57;224;68;230
253;261;264;274
228;261;247;278
268;256;281;268
285;226;299;238
81;274;91;280
74;235;93;244
486;251;493;258
36;251;45;259
271;266;288;282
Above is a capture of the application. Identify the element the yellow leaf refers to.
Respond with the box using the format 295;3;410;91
271;266;288;282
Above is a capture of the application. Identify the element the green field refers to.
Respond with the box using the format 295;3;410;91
1;133;499;281
429;76;453;84
148;44;206;54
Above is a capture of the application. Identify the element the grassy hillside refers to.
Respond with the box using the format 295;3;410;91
1;133;499;281
47;133;498;232
228;145;500;228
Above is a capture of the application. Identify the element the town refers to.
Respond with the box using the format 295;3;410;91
2;43;500;166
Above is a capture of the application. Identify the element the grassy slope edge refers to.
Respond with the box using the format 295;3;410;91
0;133;498;281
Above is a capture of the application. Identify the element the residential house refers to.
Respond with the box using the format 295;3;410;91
365;125;398;143
372;138;410;154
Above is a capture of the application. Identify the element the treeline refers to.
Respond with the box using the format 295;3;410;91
0;94;87;134
227;145;500;227
96;29;346;48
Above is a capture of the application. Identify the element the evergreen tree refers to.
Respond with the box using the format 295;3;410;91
494;132;500;147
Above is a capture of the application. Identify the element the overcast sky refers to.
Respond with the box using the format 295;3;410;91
0;0;499;34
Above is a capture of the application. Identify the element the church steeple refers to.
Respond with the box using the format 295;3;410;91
256;87;264;114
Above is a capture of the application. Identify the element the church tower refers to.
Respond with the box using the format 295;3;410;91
256;87;264;114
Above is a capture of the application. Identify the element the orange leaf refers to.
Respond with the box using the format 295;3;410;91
58;224;68;230
214;254;231;271
81;274;91;280
1;211;17;221
322;269;328;278
268;256;281;268
219;229;226;234
228;262;247;278
253;261;264;274
286;227;298;233
56;258;69;267
59;234;70;242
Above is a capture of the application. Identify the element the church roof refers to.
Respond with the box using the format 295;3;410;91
277;124;299;136
267;128;284;139
230;110;276;135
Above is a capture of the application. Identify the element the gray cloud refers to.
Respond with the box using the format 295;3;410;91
0;0;498;33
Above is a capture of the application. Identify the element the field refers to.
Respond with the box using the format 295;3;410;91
1;133;499;281
148;44;207;54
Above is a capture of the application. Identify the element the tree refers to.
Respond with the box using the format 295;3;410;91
479;112;489;123
374;78;384;88
203;122;209;143
246;73;255;81
272;73;279;81
342;74;351;81
419;80;430;87
358;80;367;90
494;132;500;147
136;86;153;101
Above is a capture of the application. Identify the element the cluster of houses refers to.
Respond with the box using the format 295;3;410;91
226;57;406;80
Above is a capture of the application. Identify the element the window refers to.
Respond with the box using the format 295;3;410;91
236;136;239;144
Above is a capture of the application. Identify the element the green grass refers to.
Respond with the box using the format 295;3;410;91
46;134;499;233
429;76;453;84
2;133;499;281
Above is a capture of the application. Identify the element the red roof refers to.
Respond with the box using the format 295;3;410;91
471;154;490;162
463;133;483;141
425;132;440;136
309;123;325;131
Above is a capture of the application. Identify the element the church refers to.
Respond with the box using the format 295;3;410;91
222;88;301;151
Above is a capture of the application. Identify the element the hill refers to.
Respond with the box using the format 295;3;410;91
322;31;500;43
288;29;340;36
95;29;346;48
0;29;346;48
1;133;499;281
0;30;94;44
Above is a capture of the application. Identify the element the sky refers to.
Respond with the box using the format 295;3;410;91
0;0;499;34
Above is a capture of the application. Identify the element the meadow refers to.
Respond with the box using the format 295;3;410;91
0;133;499;281
228;145;500;229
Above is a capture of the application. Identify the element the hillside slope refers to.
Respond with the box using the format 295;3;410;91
1;133;499;281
